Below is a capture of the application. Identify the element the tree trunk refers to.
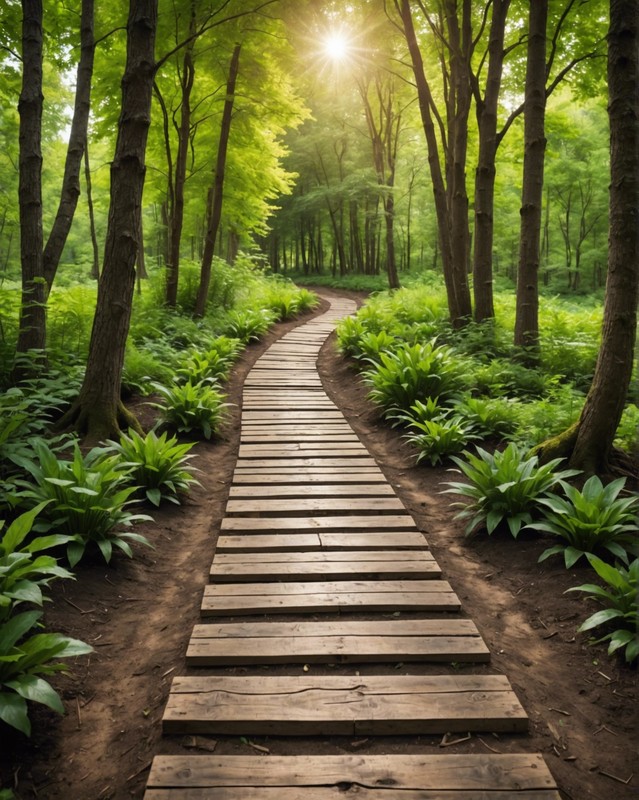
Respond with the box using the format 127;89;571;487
59;0;157;443
15;0;46;363
85;138;100;280
514;0;548;355
166;5;196;308
569;0;639;472
472;0;510;322
397;0;470;326
195;43;241;318
42;0;95;290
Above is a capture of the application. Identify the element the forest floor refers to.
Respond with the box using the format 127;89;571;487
0;288;636;800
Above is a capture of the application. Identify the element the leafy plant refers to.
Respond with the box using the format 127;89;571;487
389;397;444;428
405;414;478;466
336;316;367;358
205;335;242;364
0;504;73;623
567;555;638;663
151;381;231;440
355;330;397;364
15;441;152;567
224;308;275;343
531;476;639;567
363;340;465;417
0;609;92;735
443;443;580;537
453;395;518;439
106;429;199;507
175;351;231;385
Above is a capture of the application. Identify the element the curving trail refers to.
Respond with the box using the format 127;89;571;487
143;297;560;798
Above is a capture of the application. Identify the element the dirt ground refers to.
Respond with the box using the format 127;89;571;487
0;288;636;800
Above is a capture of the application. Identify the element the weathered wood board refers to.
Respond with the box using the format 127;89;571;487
145;753;560;798
225;497;406;516
185;616;488;665
220;515;418;533
201;579;461;615
163;674;526;734
215;531;426;552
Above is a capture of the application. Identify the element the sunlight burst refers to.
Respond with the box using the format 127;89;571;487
323;31;351;61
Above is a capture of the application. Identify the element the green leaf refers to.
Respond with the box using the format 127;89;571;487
0;610;41;652
578;608;624;632
0;689;30;735
146;488;162;506
6;675;64;714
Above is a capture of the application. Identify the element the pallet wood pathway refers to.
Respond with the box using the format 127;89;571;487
144;297;560;798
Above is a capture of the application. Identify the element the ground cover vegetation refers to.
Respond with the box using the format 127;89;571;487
0;0;636;790
335;282;638;663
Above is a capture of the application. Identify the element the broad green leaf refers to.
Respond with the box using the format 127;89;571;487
0;689;30;735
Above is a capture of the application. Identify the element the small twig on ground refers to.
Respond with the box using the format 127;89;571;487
246;740;270;754
439;732;471;748
63;597;94;614
598;770;633;785
477;736;500;754
127;761;153;783
549;707;571;716
75;696;82;729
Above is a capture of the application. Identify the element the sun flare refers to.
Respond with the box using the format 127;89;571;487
323;31;351;61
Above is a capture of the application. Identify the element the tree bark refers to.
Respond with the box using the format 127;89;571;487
397;0;471;325
59;0;157;442
84;137;100;280
472;0;510;322
165;4;196;308
195;43;241;318
15;0;46;362
514;0;548;355
42;0;95;290
569;0;639;472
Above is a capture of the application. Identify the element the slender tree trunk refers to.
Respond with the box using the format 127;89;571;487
514;0;548;354
166;5;196;308
42;0;95;290
15;0;46;362
397;0;470;326
84;138;100;280
569;0;639;472
59;0;157;442
195;43;241;318
472;0;510;322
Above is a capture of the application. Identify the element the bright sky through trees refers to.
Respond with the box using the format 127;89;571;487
323;31;351;60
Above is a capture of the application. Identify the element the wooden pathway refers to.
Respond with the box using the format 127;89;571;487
144;298;560;798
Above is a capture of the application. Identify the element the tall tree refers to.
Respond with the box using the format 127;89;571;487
42;0;95;290
514;0;549;354
395;0;472;326
194;42;241;318
59;0;157;441
538;0;638;472
15;0;45;361
471;0;511;322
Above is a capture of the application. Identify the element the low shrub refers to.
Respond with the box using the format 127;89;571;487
151;381;231;440
443;443;580;537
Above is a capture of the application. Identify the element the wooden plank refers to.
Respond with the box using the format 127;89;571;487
229;483;395;497
146;789;560;800
238;447;370;459
220;515;418;533
240;435;360;443
190;618;480;638
225;497;406;516
201;580;460;615
209;558;441;582
213;551;433;564
242;412;344;420
232;471;387;483
234;459;378;468
215;532;426;552
145;754;559;798
163;675;526;734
